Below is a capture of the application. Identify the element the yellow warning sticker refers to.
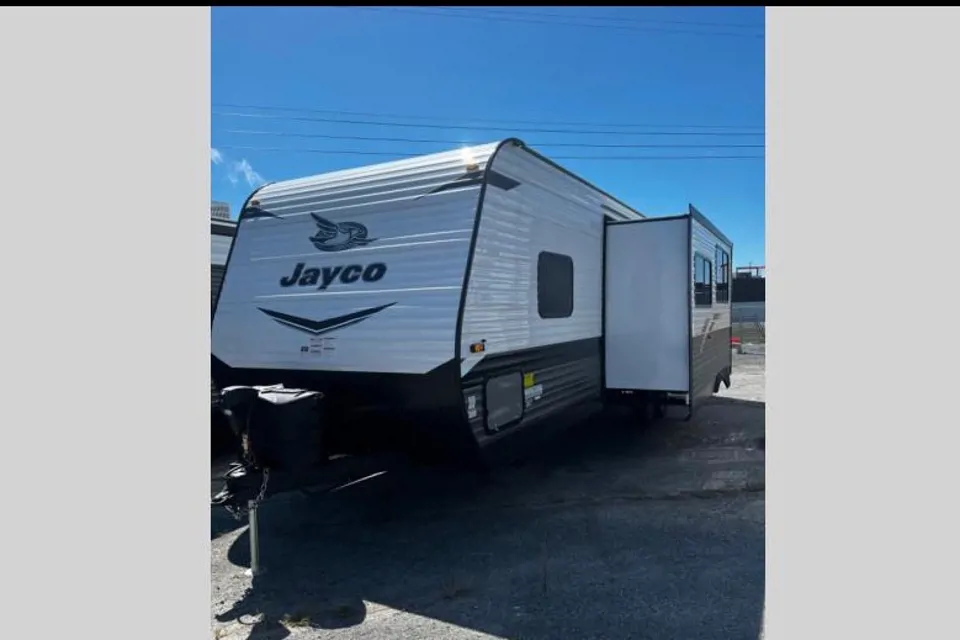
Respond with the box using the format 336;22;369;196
523;372;536;388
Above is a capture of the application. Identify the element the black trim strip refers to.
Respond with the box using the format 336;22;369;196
486;170;521;192
239;201;282;221
426;169;484;196
606;213;690;228
423;168;521;198
258;302;397;337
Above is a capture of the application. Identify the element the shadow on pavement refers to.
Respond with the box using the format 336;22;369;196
212;401;765;640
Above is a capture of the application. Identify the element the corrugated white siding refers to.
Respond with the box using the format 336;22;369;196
212;143;502;375
460;143;607;358
458;142;646;439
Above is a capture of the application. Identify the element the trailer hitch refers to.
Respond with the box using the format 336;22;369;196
212;462;271;520
211;384;326;576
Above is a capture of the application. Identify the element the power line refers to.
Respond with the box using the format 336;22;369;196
214;111;764;137
427;7;764;31
344;7;763;39
213;103;763;131
225;129;764;149
214;144;763;161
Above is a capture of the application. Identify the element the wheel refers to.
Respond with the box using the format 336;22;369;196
653;399;666;420
632;396;656;426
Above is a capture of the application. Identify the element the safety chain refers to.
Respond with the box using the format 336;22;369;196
223;412;272;521
224;467;270;521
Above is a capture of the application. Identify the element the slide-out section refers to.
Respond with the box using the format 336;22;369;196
689;207;733;405
604;216;690;393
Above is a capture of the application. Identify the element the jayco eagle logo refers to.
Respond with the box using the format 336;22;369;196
309;213;377;252
279;213;387;291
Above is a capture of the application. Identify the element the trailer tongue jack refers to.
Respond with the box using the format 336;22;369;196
211;384;327;578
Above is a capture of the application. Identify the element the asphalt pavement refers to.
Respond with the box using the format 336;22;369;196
212;352;766;640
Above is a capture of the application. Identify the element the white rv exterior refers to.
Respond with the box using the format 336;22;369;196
214;143;501;377
211;139;731;459
454;142;641;446
604;207;734;413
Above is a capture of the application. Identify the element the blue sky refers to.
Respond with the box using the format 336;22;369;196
212;7;764;266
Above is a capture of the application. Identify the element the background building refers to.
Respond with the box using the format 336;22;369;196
211;200;237;307
731;265;765;343
211;200;231;221
732;266;765;310
211;214;237;308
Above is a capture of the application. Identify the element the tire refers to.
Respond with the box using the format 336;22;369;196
632;396;656;426
653;399;666;420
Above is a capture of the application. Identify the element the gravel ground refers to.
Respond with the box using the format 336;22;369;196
717;352;766;404
212;352;765;640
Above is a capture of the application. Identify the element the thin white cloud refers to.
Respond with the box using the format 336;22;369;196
212;147;265;189
228;158;265;188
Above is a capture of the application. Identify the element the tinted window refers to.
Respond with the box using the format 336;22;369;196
715;246;730;304
694;253;713;307
537;251;574;319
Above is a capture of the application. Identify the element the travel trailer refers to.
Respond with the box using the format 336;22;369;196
211;138;733;465
604;210;734;414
